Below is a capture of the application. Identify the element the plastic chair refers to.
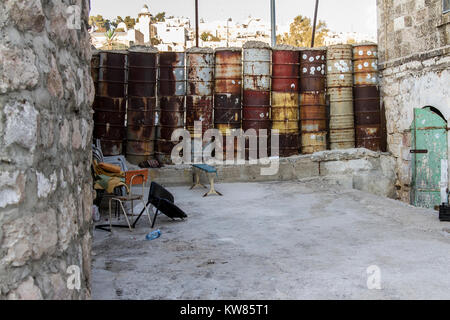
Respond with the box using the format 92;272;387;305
133;182;187;228
108;169;153;232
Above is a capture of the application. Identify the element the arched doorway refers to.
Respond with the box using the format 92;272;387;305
411;107;448;208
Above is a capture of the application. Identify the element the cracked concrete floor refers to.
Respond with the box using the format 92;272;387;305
92;180;450;300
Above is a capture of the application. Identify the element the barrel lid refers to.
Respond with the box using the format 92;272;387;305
272;44;299;51
215;47;242;52
186;47;214;54
352;42;377;47
328;43;353;49
243;41;271;49
99;50;128;55
128;45;158;53
299;46;327;52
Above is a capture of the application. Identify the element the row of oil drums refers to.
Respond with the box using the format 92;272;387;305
91;43;384;165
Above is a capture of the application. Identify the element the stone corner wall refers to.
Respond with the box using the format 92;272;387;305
0;0;94;299
377;0;450;202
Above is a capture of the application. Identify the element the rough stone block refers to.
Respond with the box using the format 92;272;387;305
7;276;43;300
0;171;25;208
1;210;57;266
3;101;38;152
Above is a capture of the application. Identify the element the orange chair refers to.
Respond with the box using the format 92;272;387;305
108;169;152;232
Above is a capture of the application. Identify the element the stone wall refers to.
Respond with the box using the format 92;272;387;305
0;0;94;299
377;0;450;202
147;149;397;199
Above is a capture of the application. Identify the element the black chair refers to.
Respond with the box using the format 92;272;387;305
133;182;187;228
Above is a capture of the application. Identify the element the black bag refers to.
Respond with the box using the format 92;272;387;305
439;203;450;222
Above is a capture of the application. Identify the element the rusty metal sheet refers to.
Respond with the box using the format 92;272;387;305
158;96;185;140
300;49;326;92
186;95;213;135
353;44;378;86
159;52;186;96
242;90;271;132
300;92;327;154
126;140;155;164
243;47;271;91
355;125;381;151
128;51;157;97
353;86;381;125
187;50;214;96
326;42;355;150
275;133;300;157
301;132;327;154
94;51;127;156
214;94;241;125
126;49;158;164
94;123;126;140
271;92;299;134
214;48;242;134
93;96;126;112
97;51;127;98
127;97;156;112
94;110;126;125
326;45;353;89
98;140;123;157
272;49;300;93
215;48;242;95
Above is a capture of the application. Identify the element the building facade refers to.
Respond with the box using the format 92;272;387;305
377;0;450;206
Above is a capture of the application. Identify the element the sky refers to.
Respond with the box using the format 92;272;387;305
90;0;378;37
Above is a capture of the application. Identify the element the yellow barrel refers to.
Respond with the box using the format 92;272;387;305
327;44;355;150
271;92;299;134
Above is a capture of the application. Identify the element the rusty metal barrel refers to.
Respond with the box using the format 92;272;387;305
271;46;300;157
186;48;214;141
126;46;158;165
156;52;186;164
214;47;242;159
243;41;272;159
90;50;100;96
327;44;355;150
93;51;127;156
299;48;327;154
353;43;381;151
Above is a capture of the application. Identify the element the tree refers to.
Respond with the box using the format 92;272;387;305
104;29;117;50
89;15;108;32
152;12;166;23
124;16;136;29
200;31;220;42
277;15;329;47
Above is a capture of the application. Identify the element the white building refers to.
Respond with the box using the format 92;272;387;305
324;31;377;45
135;4;152;44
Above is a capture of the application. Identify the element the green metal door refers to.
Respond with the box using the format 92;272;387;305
411;108;448;208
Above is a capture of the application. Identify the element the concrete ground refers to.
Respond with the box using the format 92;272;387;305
92;179;450;300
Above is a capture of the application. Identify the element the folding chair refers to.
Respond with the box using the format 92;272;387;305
133;182;187;228
108;169;153;232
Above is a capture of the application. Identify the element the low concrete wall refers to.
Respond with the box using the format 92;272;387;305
146;148;397;199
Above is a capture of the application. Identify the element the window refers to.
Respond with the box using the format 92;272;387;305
444;0;450;13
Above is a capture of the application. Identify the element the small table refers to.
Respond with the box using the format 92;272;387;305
191;164;223;197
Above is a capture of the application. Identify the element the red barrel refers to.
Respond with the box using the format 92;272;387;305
126;46;158;165
272;46;300;157
243;41;272;160
214;48;242;159
353;43;381;151
93;51;127;156
186;48;214;139
299;48;327;154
